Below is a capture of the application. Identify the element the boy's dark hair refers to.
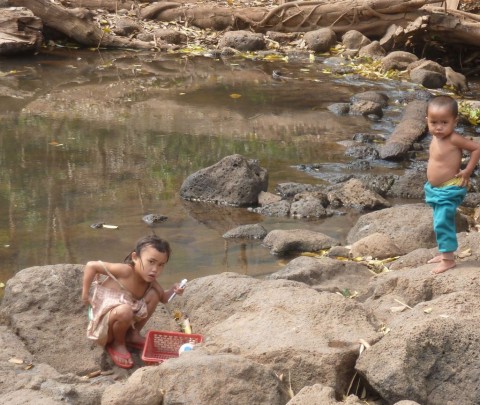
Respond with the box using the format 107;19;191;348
427;95;458;117
124;235;171;264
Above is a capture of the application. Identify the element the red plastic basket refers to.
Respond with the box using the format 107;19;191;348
142;330;203;365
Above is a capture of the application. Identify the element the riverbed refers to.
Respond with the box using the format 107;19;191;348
0;48;478;290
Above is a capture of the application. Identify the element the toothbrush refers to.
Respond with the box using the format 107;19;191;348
168;279;187;303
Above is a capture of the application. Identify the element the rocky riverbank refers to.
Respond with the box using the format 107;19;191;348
2;145;480;404
2;7;480;404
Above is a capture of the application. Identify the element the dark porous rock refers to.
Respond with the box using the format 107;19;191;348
347;203;467;255
142;214;168;225
381;50;418;72
445;66;469;93
347;160;371;171
293;191;329;207
103;351;291;405
327;102;350;115
218;30;266;51
275;182;322;198
350;232;403;260
350;91;389;108
358;174;397;197
462;192;480;208
341;30;371;50
180;154;268;207
396;89;433;103
290;195;329;218
113;17;142;36
303;28;337;52
153;28;187;44
358;40;386;60
328;179;390;211
263;229;339;256
266;256;373;296
344;144;379;160
223;224;268;239
349;100;383;118
352;132;386;143
357;285;480;405
249;200;290;217
409;68;447;89
386;167;427;199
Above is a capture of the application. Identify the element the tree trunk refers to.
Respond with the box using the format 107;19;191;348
0;7;43;55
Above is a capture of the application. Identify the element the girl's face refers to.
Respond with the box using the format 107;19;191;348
427;105;458;140
132;245;169;282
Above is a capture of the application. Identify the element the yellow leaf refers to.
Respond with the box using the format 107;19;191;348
229;93;242;99
0;282;5;288
9;358;24;364
424;308;433;314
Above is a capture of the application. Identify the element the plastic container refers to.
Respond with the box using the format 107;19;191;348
142;330;203;365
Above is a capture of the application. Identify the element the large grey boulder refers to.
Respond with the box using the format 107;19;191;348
218;30;266;51
341;30;371;50
304;28;337;52
266;256;373;296
347;204;436;255
203;283;380;395
263;229;339;255
381;51;418;71
357;287;480;405
180;154;268;206
328;179;391;211
102;351;290;405
222;223;268;239
350;232;402;260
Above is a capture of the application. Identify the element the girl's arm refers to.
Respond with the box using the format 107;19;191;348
152;280;185;304
82;261;130;305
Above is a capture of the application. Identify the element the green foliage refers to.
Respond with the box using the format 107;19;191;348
459;101;480;126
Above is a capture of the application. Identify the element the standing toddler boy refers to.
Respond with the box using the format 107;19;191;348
424;95;480;274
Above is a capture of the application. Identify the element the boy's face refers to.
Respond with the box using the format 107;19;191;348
427;105;458;140
132;245;168;282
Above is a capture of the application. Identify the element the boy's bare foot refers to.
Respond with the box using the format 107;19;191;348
427;255;442;264
431;259;456;275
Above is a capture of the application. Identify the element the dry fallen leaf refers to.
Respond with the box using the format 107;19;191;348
9;358;24;364
457;248;471;259
229;93;242;99
390;305;408;313
424;308;433;314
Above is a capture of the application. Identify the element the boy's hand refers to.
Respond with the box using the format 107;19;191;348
173;283;186;296
456;169;471;187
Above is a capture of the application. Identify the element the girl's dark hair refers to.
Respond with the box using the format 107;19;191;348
427;95;458;117
124;235;171;265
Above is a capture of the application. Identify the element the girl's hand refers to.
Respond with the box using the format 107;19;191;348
81;294;90;306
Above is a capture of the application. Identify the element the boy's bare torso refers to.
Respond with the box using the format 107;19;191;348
427;133;462;186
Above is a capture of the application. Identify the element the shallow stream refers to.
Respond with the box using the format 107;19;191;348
0;48;478;290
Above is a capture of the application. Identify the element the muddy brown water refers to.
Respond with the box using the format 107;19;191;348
0;48;478;293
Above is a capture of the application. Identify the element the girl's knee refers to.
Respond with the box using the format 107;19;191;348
111;304;134;322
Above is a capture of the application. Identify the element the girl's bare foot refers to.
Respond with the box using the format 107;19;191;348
427;255;442;264
431;259;456;275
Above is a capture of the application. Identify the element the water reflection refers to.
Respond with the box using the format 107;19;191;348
1;48;472;290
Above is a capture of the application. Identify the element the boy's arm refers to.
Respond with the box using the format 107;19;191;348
453;134;480;184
